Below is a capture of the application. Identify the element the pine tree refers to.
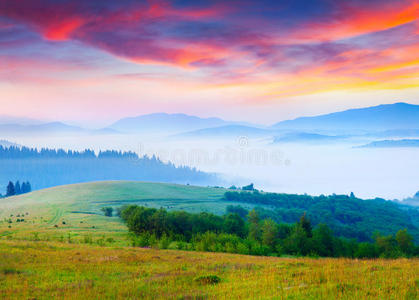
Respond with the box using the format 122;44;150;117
21;182;27;193
6;181;15;197
15;181;21;195
26;181;32;193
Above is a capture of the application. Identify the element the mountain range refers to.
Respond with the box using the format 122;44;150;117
272;102;419;132
109;113;256;134
1;102;419;138
0;115;43;125
0;122;117;136
174;125;273;138
358;139;419;148
273;132;349;144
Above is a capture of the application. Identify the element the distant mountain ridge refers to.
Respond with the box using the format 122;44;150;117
0;115;43;125
109;113;257;134
273;132;348;144
0;122;117;135
272;102;419;132
174;125;273;138
358;139;419;148
3;102;419;137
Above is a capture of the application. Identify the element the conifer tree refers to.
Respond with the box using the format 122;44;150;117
6;181;15;197
15;181;21;195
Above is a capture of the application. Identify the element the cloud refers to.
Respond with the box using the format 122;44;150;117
0;0;418;100
282;0;419;43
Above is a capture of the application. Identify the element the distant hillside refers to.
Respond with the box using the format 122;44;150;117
0;146;218;191
110;113;237;134
175;125;272;138
358;139;419;148
0;122;117;136
273;102;419;132
366;129;419;138
398;191;419;207
0;115;43;125
0;122;81;133
402;198;419;207
273;132;348;144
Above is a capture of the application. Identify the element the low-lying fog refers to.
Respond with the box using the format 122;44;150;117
5;133;419;200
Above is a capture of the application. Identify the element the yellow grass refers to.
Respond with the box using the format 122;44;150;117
0;240;418;300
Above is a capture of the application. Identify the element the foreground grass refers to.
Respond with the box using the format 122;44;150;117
0;240;418;299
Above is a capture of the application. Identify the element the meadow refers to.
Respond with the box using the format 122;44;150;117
0;181;418;299
0;181;235;244
0;240;418;299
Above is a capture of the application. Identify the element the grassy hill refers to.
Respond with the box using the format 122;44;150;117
1;180;418;244
0;181;235;243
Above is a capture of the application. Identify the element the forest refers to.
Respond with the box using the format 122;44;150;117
120;205;419;258
0;146;216;190
223;190;419;242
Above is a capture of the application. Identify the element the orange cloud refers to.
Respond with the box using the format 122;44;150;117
43;18;85;41
287;1;419;43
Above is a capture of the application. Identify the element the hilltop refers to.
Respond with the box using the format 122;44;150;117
0;181;228;241
1;181;418;243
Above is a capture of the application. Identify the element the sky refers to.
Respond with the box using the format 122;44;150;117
0;0;418;126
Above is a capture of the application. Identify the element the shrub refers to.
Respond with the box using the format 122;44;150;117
194;275;221;285
101;207;113;217
158;234;171;249
83;235;93;244
132;233;151;247
2;268;22;275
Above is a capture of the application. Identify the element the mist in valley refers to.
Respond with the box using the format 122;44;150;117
4;130;419;200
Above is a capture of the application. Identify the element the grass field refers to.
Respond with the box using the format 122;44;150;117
1;181;418;299
0;240;418;299
0;181;248;243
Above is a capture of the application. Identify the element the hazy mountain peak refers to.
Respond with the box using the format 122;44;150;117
272;102;419;132
110;113;235;134
0;115;43;126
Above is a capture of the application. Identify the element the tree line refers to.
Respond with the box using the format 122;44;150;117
0;146;217;191
223;190;419;243
120;205;419;258
0;146;140;160
1;181;32;197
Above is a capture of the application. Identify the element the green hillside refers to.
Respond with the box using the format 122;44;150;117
0;181;235;243
1;181;418;244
